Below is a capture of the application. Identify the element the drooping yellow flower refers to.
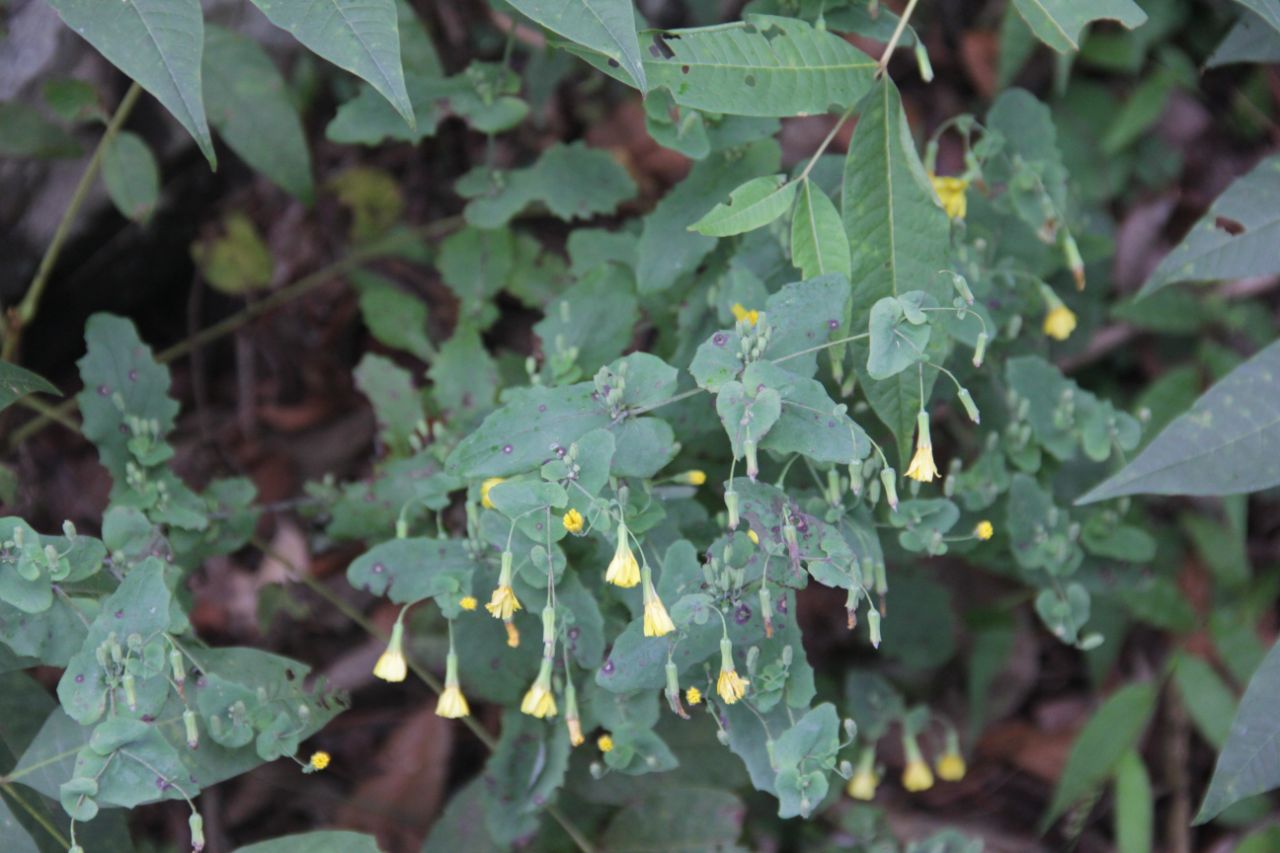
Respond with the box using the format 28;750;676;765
485;550;522;619
674;470;707;486
847;767;878;800
731;303;760;326
307;751;331;772
686;686;702;705
903;758;935;792
459;596;478;611
562;508;584;534
930;174;968;220
974;520;994;541
605;521;641;588
520;661;557;719
597;734;614;753
716;637;749;704
480;477;504;509
905;410;939;483
504;620;520;648
936;751;966;782
373;619;408;683
642;566;675;638
436;651;470;719
1043;304;1077;341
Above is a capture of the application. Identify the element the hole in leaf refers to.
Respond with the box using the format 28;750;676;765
745;74;757;87
1214;216;1246;235
650;35;676;60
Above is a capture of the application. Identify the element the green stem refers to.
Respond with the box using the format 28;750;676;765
876;0;921;75
4;83;142;361
2;782;70;848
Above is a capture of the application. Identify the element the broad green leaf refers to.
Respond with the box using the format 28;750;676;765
204;26;313;203
249;0;414;129
741;361;869;464
0;101;80;158
866;295;933;380
715;381;782;459
1173;655;1236;749
236;832;382;853
482;711;571;844
42;78;104;123
437;225;513;329
862;333;946;469
457;142;635;229
507;0;645;90
1010;0;1148;53
191;212;274;296
1113;751;1153;853
0;362;59;414
599;786;744;850
533;265;639;376
1195;637;1280;823
642;15;875;117
1208;8;1280;67
1042;682;1157;830
353;354;424;458
1141;155;1280;295
352;270;433;362
1232;0;1280;35
347;537;475;615
46;0;215;165
790;179;850;281
428;326;498;424
1078;340;1280;501
690;175;796;237
423;778;502;853
0;794;37;853
985;88;1070;235
101;131;159;223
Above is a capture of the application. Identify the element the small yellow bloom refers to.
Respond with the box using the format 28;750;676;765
731;303;760;327
642;565;675;638
597;734;614;753
847;768;878;800
567;715;584;747
373;621;408;683
562;508;584;534
307;751;331;772
685;686;702;705
674;470;707;486
485;585;521;620
504;620;520;648
605;522;641;588
437;684;470;719
480;477;504;509
746;529;759;545
936;751;966;782
903;758;935;792
716;637;749;704
520;665;557;719
459;596;478;611
974;520;994;541
1043;304;1077;341
905;411;938;483
931;174;968;220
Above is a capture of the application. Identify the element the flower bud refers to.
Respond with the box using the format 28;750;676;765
725;489;740;530
744;439;759;481
189;814;205;853
171;649;186;685
758;586;774;639
972;332;988;368
183;709;199;749
879;468;899;511
867;608;882;649
957;388;980;424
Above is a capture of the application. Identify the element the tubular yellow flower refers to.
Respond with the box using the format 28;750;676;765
485;550;522;619
974;520;994;541
504;620;520;648
459;596;478;611
905;411;939;483
597;734;614;752
930;174;968;220
936;751;966;782
307;751;331;772
686;686;702;705
674;470;707;486
562;508;584;534
1043;304;1077;341
902;735;935;792
480;477;504;509
847;767;878;800
731;303;760;326
436;652;470;719
642;566;675;637
716;637;750;704
520;661;557;719
373;620;408;683
605;521;641;588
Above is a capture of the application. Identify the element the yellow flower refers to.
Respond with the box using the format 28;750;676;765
597;734;614;753
567;715;584;747
485;585;521;620
716;637;749;704
480;477;504;509
686;686;702;705
605;521;641;588
520;663;557;719
905;411;939;483
974;520;994;541
674;470;707;486
504;620;520;648
1043;304;1077;341
562;508;584;534
936;751;966;782
930;174;968;220
746;529;759;545
459;596;478;611
903;758;935;792
307;751;331;772
731;303;760;326
437;684;470;719
642;565;675;637
373;620;408;683
847;768;878;801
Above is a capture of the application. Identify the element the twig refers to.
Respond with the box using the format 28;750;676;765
3;83;142;361
876;0;921;77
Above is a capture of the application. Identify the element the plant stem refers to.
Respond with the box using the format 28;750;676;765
795;106;855;184
876;0;921;76
2;782;70;849
4;82;142;362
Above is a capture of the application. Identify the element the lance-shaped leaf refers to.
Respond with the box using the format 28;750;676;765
102;132;159;223
1141;155;1280;295
790;179;850;281
1011;0;1148;53
46;0;215;165
249;0;414;129
507;0;645;90
1078;339;1280;502
237;833;383;853
690;175;796;237
0;362;59;415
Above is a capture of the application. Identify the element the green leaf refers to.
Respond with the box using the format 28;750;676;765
423;778;502;853
0;101;81;158
428;326;498;424
741;361;869;465
1042;682;1157;830
508;0;645;90
42;77;104;124
46;0;215;165
598;786;744;851
248;0;414;129
690;174;796;237
533;265;639;376
204;25;314;203
1195;637;1280;823
353;353;424;458
347;537;474;614
1078;340;1280;501
790;179;850;281
0;794;37;853
190;212;274;295
236;832;382;853
1141;155;1280;295
353;271;433;362
1173;654;1237;750
866;294;933;380
642;15;875;117
482;711;571;845
985;88;1071;235
1232;0;1280;36
1010;0;1147;53
101;131;159;223
458;142;635;229
0;362;60;414
1208;8;1280;67
715;382;782;459
1113;751;1153;853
